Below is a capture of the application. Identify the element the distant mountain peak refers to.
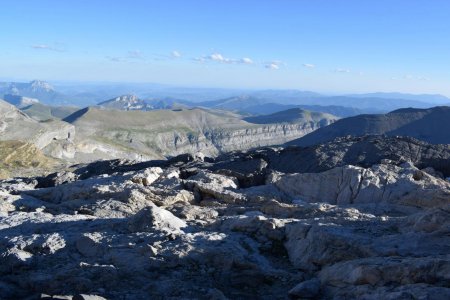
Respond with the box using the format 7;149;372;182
98;94;151;111
111;94;139;102
29;80;54;92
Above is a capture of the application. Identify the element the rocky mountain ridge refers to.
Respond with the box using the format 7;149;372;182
0;99;74;151
3;94;39;108
0;97;338;169
291;106;450;146
97;95;153;111
62;106;337;162
0;135;449;299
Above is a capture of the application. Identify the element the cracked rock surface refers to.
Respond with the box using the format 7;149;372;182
0;135;449;299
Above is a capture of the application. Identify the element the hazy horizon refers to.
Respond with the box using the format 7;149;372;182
3;78;450;102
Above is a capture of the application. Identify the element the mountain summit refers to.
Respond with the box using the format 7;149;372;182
28;80;55;93
98;94;152;111
0;80;67;105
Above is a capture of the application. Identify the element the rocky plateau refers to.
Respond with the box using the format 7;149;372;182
0;135;449;299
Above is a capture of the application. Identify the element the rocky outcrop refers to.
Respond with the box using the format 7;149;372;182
97;94;152;111
0;99;75;158
219;135;450;177
0;136;449;299
274;162;450;208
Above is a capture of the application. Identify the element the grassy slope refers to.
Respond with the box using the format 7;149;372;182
63;107;264;157
22;103;79;121
243;108;337;124
0;140;57;179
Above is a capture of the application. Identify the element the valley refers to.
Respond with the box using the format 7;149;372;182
0;92;338;174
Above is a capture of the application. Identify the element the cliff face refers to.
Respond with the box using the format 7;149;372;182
185;122;330;153
64;107;337;162
70;121;333;162
0;99;75;156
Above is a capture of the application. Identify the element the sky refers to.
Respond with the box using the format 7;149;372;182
1;0;450;95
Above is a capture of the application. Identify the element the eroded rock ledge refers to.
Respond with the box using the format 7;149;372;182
0;135;449;299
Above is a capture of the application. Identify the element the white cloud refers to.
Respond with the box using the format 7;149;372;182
106;56;125;62
128;50;144;59
302;63;315;68
241;57;253;64
264;60;284;70
171;50;181;58
402;74;430;81
265;63;280;70
200;53;254;65
193;57;206;63
31;44;64;52
334;68;351;73
209;53;225;62
31;44;51;49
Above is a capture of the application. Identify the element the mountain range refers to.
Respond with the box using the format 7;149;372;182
347;92;450;104
2;80;450;117
0;80;72;105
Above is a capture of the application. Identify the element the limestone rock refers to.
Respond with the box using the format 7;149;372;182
73;295;107;300
131;167;163;186
185;170;246;203
319;256;450;287
0;248;33;273
0;135;449;299
221;212;287;242
75;233;103;257
127;205;187;233
275;163;450;208
288;278;321;299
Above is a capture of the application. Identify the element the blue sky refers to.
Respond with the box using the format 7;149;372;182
1;0;450;95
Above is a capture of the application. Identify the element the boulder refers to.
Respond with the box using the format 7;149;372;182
127;205;187;233
319;256;450;287
0;248;33;273
75;233;103;257
131;167;163;186
288;278;321;299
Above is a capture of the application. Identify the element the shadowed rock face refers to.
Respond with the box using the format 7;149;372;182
290;106;450;146
0;135;449;299
213;135;450;177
